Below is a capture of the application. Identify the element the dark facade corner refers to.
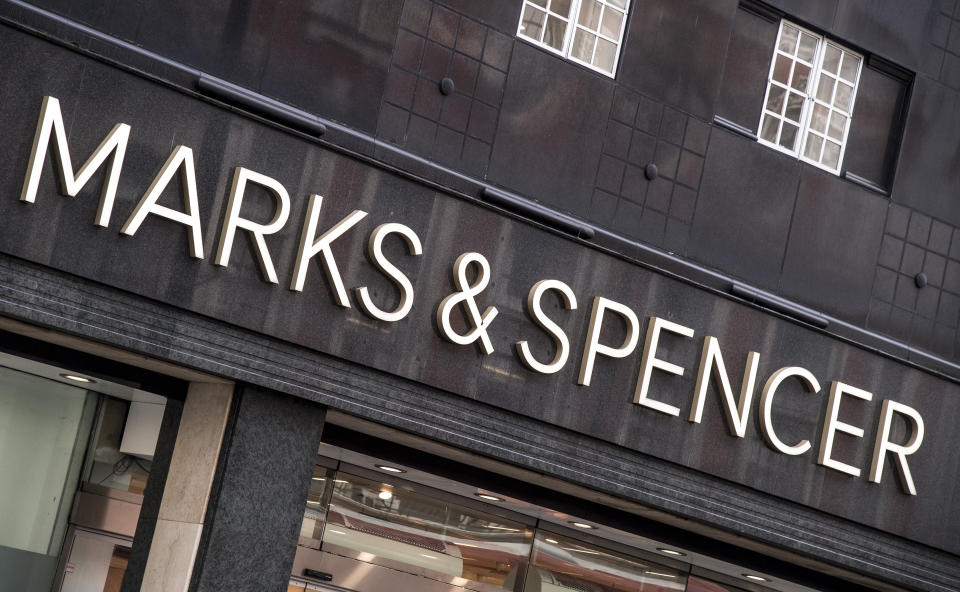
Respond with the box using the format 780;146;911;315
0;1;958;592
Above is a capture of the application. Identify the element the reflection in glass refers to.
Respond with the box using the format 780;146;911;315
810;104;828;133
816;75;835;103
840;52;860;82
600;7;623;38
780;122;798;150
797;33;818;62
803;133;823;161
524;532;685;592
823;44;841;74
785;92;804;123
772;55;790;84
834;82;853;112
827;112;846;141
520;6;546;41
822;140;841;169
299;466;334;548
595;38;617;72
572;29;596;62
579;0;602;29
766;85;785;114
545;16;567;50
552;0;574;18
791;63;810;91
778;25;798;54
319;473;532;591
760;115;778;143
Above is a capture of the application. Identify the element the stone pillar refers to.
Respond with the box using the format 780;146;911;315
189;384;326;592
122;381;234;592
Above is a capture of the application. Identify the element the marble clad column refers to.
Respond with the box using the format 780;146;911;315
189;384;326;592
124;381;234;592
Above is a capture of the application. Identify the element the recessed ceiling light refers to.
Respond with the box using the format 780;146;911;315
743;574;770;582
374;464;406;473
474;493;504;502
378;490;393;500
569;521;596;529
545;538;559;544
311;477;325;481
307;500;321;505
657;548;686;557
60;373;94;384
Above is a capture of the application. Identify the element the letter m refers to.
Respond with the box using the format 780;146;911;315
21;96;131;227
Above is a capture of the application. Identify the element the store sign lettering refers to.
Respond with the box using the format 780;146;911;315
16;96;925;496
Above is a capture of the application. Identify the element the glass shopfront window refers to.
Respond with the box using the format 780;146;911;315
0;365;96;591
525;531;685;592
291;453;822;592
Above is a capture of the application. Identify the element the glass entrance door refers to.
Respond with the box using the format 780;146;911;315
55;527;131;592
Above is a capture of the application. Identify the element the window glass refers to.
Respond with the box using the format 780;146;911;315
517;0;631;76
0;366;96;590
758;21;862;174
524;531;685;591
315;472;533;591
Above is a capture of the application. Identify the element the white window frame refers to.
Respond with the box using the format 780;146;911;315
758;20;863;175
516;0;631;77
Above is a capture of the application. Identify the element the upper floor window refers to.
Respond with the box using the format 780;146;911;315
758;20;862;174
517;0;630;77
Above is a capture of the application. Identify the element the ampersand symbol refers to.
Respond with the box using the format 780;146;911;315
436;252;499;354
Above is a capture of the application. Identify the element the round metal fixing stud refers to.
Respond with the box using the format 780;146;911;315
439;77;455;96
915;272;928;289
644;163;658;181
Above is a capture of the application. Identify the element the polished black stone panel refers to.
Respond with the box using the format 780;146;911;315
716;7;779;133
780;168;886;324
434;0;522;34
843;64;909;190
377;0;510;178
193;386;325;592
763;0;837;31
833;0;933;70
890;78;960;226
259;0;400;133
3;22;960;564
618;0;737;120
688;129;801;289
487;41;613;218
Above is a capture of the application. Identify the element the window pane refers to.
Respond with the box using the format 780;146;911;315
544;15;567;50
828;112;847;140
804;133;823;160
600;6;623;38
780;122;799;150
594;37;617;72
608;0;627;8
520;5;546;41
551;0;573;18
773;54;791;84
835;81;854;111
571;28;596;61
822;140;841;169
578;0;602;29
525;532;685;592
798;33;818;61
530;0;548;7
791;62;811;91
785;91;804;122
823;44;841;74
766;85;786;114
760;114;779;142
816;75;835;103
318;473;533;591
810;104;829;133
840;51;860;82
778;25;799;54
